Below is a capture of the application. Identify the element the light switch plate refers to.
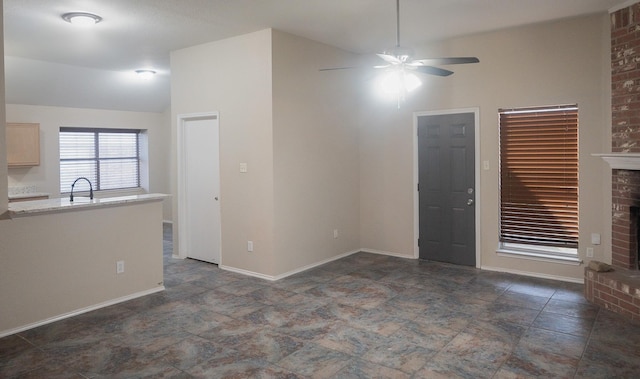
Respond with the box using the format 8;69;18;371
240;163;248;173
591;233;601;245
116;260;125;274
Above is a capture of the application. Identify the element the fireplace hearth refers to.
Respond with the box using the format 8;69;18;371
584;167;640;321
584;267;640;321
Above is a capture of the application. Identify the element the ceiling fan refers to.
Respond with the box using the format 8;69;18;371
320;0;479;78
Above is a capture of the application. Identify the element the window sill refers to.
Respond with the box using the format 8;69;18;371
496;247;582;265
61;187;146;198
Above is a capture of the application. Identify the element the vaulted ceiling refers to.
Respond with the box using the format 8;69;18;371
3;0;627;113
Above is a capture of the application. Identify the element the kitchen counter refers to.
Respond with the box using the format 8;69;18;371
1;192;167;336
8;192;50;200
8;185;49;202
8;193;169;218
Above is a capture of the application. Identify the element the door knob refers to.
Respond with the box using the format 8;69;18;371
467;199;474;206
215;197;219;201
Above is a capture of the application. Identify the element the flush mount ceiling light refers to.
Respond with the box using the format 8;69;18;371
62;12;102;26
135;70;156;80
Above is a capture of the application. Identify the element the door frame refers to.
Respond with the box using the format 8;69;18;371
176;111;221;262
413;108;481;267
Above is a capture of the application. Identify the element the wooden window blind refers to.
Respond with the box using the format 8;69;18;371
499;105;578;249
59;128;141;193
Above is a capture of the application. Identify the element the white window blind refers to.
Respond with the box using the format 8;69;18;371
499;105;579;250
59;128;140;193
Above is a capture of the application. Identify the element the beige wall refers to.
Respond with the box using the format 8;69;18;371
171;29;277;275
271;30;361;273
0;201;164;335
359;109;418;256
172;17;610;281
5;104;172;220
171;29;361;277
360;14;611;281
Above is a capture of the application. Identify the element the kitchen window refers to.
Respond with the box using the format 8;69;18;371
59;128;141;193
497;105;579;262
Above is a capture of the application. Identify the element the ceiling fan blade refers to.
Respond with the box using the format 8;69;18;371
318;66;361;71
411;57;479;66
377;53;401;64
413;65;454;77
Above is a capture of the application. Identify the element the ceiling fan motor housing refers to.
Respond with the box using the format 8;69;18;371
384;46;414;62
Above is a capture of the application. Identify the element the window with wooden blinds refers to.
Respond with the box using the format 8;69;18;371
499;105;578;252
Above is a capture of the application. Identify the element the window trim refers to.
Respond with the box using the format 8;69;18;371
497;104;579;261
496;245;582;265
59;127;142;193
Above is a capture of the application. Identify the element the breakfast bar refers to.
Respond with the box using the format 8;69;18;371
0;194;169;336
8;193;168;218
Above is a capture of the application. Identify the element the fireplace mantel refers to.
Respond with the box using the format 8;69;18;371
593;153;640;170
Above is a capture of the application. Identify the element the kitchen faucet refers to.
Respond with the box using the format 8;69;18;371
70;177;94;202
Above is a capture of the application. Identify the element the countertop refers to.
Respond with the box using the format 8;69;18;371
8;193;169;218
8;185;49;200
8;192;50;200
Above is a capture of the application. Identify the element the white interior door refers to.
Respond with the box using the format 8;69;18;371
180;113;221;264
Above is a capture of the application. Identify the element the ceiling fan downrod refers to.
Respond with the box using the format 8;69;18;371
388;0;413;62
395;0;400;48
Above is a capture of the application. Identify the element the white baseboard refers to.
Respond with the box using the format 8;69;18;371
220;250;360;281
481;265;584;284
0;286;165;338
218;264;278;281
360;248;416;259
220;249;418;281
360;248;583;284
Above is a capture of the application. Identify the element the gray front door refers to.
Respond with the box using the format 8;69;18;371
418;112;475;266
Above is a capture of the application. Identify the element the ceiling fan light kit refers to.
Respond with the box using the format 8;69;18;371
320;0;479;104
378;70;421;97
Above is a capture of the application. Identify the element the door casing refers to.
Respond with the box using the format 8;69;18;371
177;111;222;264
413;108;481;267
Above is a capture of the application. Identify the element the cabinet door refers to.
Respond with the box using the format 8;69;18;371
6;123;40;167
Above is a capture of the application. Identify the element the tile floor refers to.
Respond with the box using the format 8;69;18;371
2;224;640;378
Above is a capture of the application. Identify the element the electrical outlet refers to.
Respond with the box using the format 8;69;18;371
586;247;594;258
116;260;125;274
247;241;254;252
333;229;339;239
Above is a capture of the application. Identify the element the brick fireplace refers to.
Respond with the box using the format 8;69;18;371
584;3;640;321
